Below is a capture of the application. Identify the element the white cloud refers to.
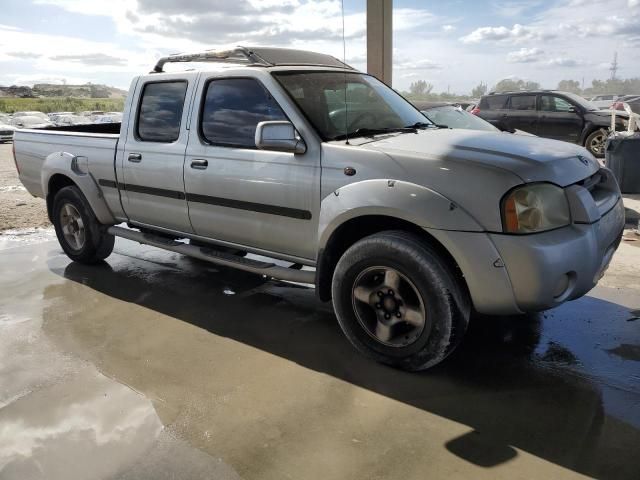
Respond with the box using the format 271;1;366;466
491;1;541;17
460;23;552;44
442;25;455;32
544;57;585;67
506;47;544;63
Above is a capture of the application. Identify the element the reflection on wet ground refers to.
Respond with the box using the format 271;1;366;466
1;239;639;479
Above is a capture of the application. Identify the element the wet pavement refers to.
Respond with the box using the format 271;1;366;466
1;238;639;479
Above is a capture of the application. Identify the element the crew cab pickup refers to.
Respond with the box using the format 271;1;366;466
13;47;625;371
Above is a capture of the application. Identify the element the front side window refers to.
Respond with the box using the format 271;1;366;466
540;95;574;112
201;78;287;148
273;71;431;141
137;81;188;142
509;95;537;111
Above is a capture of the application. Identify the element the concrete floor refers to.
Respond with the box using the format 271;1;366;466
1;236;639;479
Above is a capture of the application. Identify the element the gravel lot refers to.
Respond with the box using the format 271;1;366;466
0;142;50;230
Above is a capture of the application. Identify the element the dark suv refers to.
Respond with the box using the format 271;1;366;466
473;90;629;158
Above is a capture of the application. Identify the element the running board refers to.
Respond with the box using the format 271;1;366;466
108;226;315;284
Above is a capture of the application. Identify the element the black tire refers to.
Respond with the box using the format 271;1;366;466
331;230;470;371
585;128;607;158
52;186;114;264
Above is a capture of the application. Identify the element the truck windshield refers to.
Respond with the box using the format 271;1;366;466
273;71;432;141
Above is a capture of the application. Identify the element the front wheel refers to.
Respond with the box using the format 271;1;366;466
585;128;608;158
331;231;470;371
52;186;114;264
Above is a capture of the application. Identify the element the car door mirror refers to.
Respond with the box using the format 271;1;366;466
494;120;516;134
567;106;577;113
255;121;307;154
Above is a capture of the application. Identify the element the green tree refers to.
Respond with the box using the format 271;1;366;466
557;80;582;94
492;78;540;93
471;82;487;98
408;80;434;97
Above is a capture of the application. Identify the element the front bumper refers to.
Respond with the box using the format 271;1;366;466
426;170;625;315
490;197;624;312
0;134;13;142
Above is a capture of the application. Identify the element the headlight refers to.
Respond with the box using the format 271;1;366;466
502;183;571;234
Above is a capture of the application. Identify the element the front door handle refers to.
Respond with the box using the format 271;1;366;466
128;153;142;163
190;159;208;170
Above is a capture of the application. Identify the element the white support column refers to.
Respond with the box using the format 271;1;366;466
367;0;393;86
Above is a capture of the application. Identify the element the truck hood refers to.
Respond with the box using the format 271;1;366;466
361;128;599;186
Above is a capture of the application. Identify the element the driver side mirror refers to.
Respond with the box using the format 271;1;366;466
494;121;516;134
567;106;577;113
255;121;307;154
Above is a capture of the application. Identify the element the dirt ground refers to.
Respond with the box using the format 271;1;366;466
0;143;50;230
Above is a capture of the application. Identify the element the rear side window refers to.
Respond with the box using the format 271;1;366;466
481;95;508;110
200;78;287;148
137;81;188;142
509;95;537;110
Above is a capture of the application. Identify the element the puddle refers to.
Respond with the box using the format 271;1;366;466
0;227;56;251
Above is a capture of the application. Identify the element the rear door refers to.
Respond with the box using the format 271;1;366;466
504;94;538;134
537;94;583;143
183;74;320;261
120;74;196;232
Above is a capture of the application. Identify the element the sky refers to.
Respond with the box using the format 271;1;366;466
0;0;638;94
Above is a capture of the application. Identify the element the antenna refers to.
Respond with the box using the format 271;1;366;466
341;0;350;145
610;52;618;80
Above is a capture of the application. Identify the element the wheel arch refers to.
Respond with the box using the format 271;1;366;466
42;152;116;225
315;214;470;303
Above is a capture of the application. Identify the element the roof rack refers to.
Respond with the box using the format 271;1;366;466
153;46;353;73
154;47;267;72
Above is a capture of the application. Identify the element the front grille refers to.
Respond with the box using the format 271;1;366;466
0;130;12;136
577;169;619;216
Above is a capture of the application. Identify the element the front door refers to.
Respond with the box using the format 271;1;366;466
120;74;195;232
538;95;583;144
184;76;320;261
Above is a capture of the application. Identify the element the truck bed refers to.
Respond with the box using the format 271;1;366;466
14;127;120;199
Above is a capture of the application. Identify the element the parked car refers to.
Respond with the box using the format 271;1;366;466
590;94;624;109
611;95;640;114
419;104;534;136
10;115;53;129
52;114;91;127
13;47;624;371
12;111;50;121
94;113;123;124
0;123;16;142
474;90;631;158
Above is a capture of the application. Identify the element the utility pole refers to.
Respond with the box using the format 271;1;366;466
367;0;393;86
610;52;618;81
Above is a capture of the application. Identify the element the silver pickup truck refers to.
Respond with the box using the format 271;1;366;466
13;47;625;371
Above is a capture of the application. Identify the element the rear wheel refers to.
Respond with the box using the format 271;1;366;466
585;128;608;158
52;186;114;264
331;231;470;371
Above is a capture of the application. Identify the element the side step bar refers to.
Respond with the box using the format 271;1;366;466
107;226;315;284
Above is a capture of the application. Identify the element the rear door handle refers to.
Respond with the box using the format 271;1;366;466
128;153;142;162
190;159;208;170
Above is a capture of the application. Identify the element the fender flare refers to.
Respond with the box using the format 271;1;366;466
317;179;483;251
41;151;116;225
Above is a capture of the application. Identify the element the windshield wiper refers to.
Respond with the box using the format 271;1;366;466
406;121;433;129
332;126;417;141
